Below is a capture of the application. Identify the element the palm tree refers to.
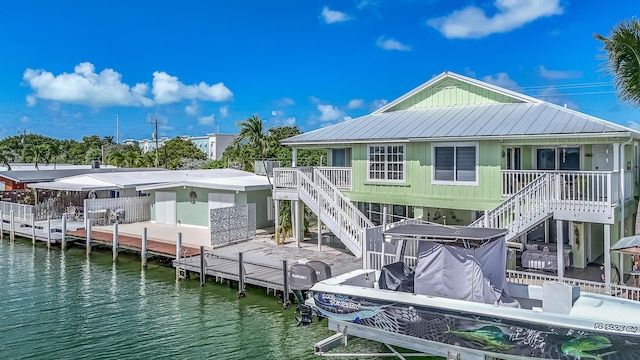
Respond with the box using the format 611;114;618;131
106;150;126;167
594;18;640;107
235;115;273;186
0;146;16;170
22;144;49;170
47;142;63;169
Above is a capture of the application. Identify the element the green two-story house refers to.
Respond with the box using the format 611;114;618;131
273;71;640;283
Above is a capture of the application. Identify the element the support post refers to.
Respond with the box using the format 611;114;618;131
86;220;92;256
282;259;291;309
141;227;148;268
10;210;15;242
556;220;565;279
200;245;206;287
176;232;182;281
604;224;612;295
317;196;322;252
382;206;388;230
0;209;3;240
237;252;246;298
61;214;67;249
31;215;36;245
294;200;301;247
47;215;51;250
112;222;118;262
274;199;280;242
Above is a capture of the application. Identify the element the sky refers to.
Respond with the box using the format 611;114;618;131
0;1;638;142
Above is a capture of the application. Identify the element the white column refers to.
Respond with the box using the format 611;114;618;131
556;220;564;279
292;148;298;167
604;224;611;295
317;196;322;252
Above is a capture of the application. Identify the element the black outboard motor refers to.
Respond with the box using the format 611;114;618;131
289;261;330;326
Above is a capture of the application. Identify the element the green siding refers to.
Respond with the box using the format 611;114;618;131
347;141;504;211
247;190;274;229
386;78;521;112
176;188;209;227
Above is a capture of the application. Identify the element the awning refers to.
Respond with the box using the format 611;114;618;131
611;235;640;256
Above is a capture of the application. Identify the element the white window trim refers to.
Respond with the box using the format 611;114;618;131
431;142;479;186
366;144;406;183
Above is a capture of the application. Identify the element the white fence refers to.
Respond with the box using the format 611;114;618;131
0;201;34;222
83;196;150;225
316;167;352;189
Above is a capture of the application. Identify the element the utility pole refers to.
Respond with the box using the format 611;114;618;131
147;115;165;168
115;114;120;144
17;128;30;145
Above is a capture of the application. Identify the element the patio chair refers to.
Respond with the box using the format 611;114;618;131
107;209;118;225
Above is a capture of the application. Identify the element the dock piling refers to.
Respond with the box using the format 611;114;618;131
112;222;118;262
237;252;245;298
31;216;36;245
176;232;182;281
199;246;205;287
141;227;148;268
10;210;15;242
46;215;51;250
61;214;67;250
86;220;92;256
282;259;291;309
0;209;4;240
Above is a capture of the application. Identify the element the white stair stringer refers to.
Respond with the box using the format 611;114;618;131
471;173;555;242
293;169;373;258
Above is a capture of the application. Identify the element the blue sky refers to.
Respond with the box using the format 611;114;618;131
0;1;637;141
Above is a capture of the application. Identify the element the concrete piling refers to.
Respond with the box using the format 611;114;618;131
112;222;118;262
61;214;67;250
86;220;92;256
176;232;182;281
141;227;148;268
10;210;15;242
199;245;205;287
31;216;36;245
46;215;51;250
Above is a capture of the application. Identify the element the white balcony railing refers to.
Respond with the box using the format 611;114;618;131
316;167;352;190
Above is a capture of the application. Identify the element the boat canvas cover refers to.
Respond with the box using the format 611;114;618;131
414;237;508;304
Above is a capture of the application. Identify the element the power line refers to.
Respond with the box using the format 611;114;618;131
147;114;165;168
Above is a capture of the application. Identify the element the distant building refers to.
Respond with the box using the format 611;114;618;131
124;133;235;160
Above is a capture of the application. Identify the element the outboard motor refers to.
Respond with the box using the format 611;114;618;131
289;261;331;326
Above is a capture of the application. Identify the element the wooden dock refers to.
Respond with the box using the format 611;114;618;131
174;238;362;295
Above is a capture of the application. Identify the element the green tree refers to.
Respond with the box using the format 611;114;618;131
0;146;16;170
22;144;49;169
158;137;207;170
594;18;640;107
47;141;64;169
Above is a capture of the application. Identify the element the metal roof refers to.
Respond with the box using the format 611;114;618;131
0;168;164;183
384;224;507;241
282;102;639;145
28;169;271;192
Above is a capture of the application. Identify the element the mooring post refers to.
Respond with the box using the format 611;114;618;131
112;222;118;262
86;219;92;256
10;210;15;242
199;246;205;287
282;259;291;309
176;232;182;281
31;215;36;245
237;252;246;298
47;215;51;250
141;227;148;268
0;209;3;240
61;214;67;249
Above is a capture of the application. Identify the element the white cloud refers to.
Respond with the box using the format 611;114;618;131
537;86;578;109
19;116;29;123
318;104;347;123
321;6;351;24
310;96;322;104
427;0;563;39
23;62;154;108
376;36;412;51
539;65;582;80
348;99;364;109
26;95;36;107
482;72;519;89
185;101;199;115
357;0;380;9
371;99;388;111
219;105;229;118
198;114;215;125
275;97;295;107
270;109;296;126
152;71;233;104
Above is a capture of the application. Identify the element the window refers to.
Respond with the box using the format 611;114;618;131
536;147;580;170
367;145;405;182
506;147;521;170
433;143;477;183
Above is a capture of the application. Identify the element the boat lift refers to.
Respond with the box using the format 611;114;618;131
314;319;500;360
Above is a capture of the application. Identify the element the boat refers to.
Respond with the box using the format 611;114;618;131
300;223;640;359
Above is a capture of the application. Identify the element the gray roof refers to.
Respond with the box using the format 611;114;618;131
282;71;640;146
0;168;164;183
283;102;639;145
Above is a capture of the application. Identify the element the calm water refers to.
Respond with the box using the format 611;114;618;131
0;239;393;359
